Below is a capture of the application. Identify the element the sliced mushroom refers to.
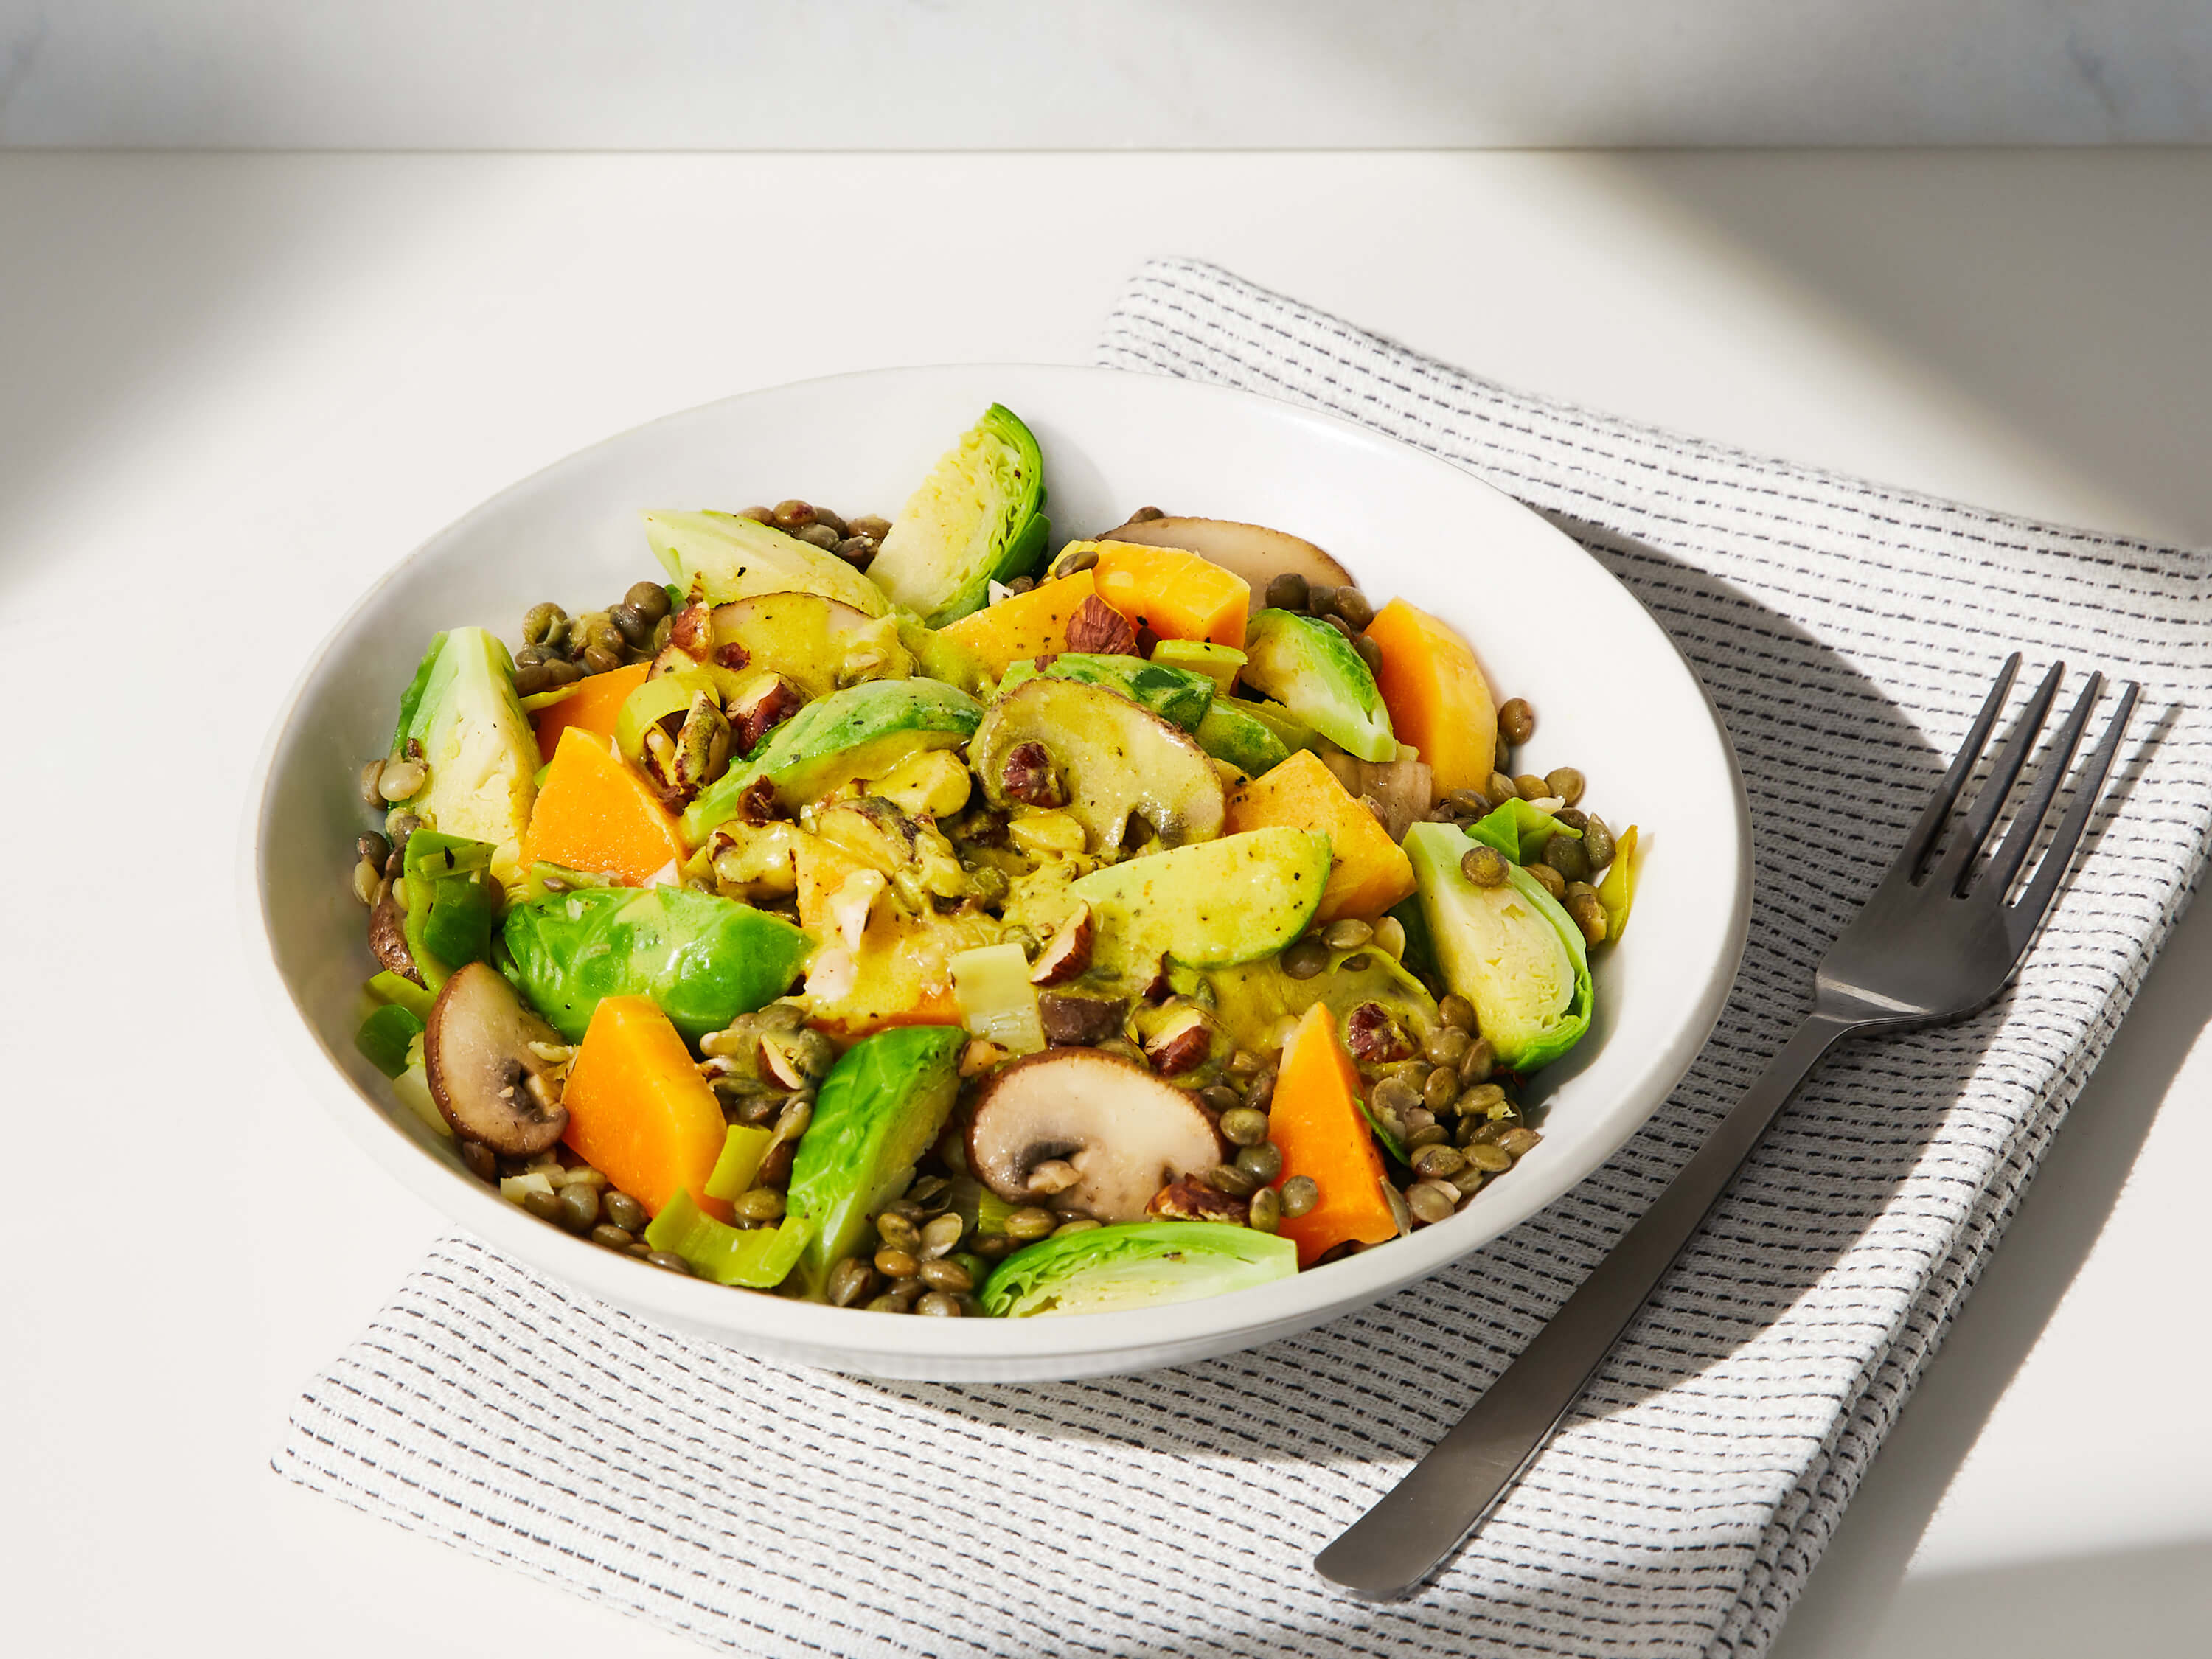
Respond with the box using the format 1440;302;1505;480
423;961;569;1156
970;678;1225;853
366;882;420;983
1096;515;1354;616
1322;751;1436;841
966;1049;1225;1223
1029;903;1095;987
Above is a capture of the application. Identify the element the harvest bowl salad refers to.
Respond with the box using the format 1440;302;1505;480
347;405;1642;1320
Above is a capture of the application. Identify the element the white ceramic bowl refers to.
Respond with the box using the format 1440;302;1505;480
246;364;1748;1382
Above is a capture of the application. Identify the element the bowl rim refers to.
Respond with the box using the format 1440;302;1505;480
240;361;1751;1373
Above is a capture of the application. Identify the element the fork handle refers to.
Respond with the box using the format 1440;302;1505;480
1314;1010;1859;1599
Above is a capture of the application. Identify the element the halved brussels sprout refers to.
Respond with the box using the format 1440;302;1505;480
386;626;540;851
980;1222;1297;1317
645;509;891;617
1404;821;1592;1071
1240;609;1397;762
970;677;1223;853
869;403;1051;625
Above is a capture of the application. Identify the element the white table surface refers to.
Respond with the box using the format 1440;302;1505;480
3;150;2206;1657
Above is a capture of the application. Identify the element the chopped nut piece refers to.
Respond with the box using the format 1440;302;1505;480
1146;1178;1250;1225
960;1037;1012;1077
1029;903;1095;986
1344;1001;1416;1063
668;604;712;655
1144;1006;1214;1077
731;676;804;752
734;774;780;825
999;740;1064;807
1065;594;1139;655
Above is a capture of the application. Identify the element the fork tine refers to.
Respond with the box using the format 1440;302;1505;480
1978;671;2104;898
1893;653;2020;878
1934;660;2065;893
2008;681;2139;934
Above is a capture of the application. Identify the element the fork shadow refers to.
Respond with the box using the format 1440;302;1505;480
856;530;2158;1472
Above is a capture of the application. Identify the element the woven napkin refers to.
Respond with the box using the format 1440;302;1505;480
276;260;2212;1658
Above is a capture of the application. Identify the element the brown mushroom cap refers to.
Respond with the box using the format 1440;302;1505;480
965;1049;1225;1224
1095;516;1354;617
423;961;570;1156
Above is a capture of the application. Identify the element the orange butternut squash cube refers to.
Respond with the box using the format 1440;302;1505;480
1225;749;1414;923
937;571;1104;677
1087;542;1249;647
530;661;650;755
521;727;686;886
1270;1004;1397;1267
1363;598;1498;797
561;995;731;1220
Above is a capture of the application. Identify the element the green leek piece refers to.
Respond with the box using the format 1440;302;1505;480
613;672;710;769
391;1063;448;1136
1150;639;1247;698
643;1190;814;1288
1465;796;1581;864
998;653;1215;733
893;610;996;698
520;681;585;714
1192;700;1290;778
981;1222;1298;1318
398;829;501;991
356;1004;425;1078
950;942;1046;1055
1596;824;1641;942
1220;694;1320;755
403;827;497;880
974;1187;1018;1237
702;1124;776;1203
368;970;436;1020
421;876;498;975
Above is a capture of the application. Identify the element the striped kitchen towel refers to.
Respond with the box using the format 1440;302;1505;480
276;259;2212;1658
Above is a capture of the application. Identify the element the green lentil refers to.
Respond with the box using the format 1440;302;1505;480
1235;1141;1284;1183
1220;1107;1270;1147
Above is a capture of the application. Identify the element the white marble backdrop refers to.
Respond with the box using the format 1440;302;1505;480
1;0;2207;148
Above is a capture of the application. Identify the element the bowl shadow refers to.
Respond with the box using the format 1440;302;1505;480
848;521;2149;1494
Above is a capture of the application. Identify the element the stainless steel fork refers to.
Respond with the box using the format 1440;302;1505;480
1315;655;2140;1599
